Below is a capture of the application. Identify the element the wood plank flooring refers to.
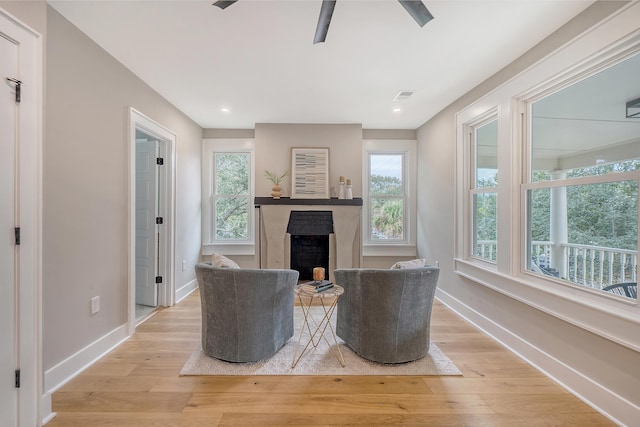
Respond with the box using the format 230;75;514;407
47;291;614;426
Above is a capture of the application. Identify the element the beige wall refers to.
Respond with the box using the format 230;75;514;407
0;1;46;35
203;125;415;269
41;7;202;371
416;0;637;419
254;123;363;198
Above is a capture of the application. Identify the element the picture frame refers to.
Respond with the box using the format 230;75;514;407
291;147;330;199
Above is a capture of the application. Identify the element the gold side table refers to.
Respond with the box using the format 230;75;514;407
292;283;345;368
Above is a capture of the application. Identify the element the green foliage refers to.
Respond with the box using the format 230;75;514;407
214;153;250;240
474;192;497;241
215;198;248;239
370;174;404;239
567;180;637;250
216;153;248;195
529;162;638;251
370;174;402;196
371;198;403;239
264;169;289;185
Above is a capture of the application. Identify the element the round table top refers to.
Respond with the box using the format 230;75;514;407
294;282;344;298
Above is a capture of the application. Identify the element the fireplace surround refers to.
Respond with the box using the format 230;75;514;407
257;197;362;282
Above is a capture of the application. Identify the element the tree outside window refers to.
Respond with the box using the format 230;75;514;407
213;153;250;240
369;154;404;240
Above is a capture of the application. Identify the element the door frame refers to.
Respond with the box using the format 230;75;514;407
0;8;43;426
128;108;176;334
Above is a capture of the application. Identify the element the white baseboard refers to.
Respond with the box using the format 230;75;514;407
435;288;639;427
40;392;55;425
43;323;130;395
176;278;197;303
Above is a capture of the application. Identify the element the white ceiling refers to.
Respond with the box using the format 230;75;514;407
49;0;596;130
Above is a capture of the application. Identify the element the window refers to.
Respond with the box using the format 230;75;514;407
202;139;255;255
370;153;404;240
524;52;639;298
363;140;416;256
213;153;250;240
470;117;498;262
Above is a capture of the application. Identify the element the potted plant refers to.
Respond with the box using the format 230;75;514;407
264;170;289;199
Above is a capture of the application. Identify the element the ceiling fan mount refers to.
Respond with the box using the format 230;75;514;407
213;0;434;44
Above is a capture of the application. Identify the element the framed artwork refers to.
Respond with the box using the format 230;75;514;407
291;147;330;199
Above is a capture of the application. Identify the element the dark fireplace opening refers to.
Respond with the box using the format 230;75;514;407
287;211;333;281
290;235;329;281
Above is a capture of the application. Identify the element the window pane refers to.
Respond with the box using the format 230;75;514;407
215;197;248;239
370;154;403;196
473;192;497;261
475;120;498;188
527;181;638;297
531;53;640;182
370;197;403;240
215;153;249;195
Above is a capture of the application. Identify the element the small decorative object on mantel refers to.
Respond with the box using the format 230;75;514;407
338;176;346;199
264;169;289;200
345;178;353;200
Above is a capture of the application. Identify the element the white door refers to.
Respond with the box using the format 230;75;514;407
1;33;19;427
135;139;159;307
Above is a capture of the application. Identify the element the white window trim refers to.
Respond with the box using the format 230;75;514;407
454;3;640;352
362;140;417;257
201;138;255;256
467;110;499;265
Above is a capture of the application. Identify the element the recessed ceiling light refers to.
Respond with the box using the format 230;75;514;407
393;108;402;113
221;107;230;113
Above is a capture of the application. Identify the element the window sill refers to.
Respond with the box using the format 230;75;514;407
454;257;640;352
202;243;255;256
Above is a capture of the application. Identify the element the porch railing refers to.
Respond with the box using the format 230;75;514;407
563;243;637;288
478;240;638;289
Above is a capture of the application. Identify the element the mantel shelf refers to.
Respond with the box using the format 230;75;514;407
255;197;363;207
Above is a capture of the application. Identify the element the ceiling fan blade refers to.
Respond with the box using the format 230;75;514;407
398;0;433;27
314;0;337;44
213;0;238;10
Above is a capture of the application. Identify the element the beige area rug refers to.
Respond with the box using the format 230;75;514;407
180;306;461;376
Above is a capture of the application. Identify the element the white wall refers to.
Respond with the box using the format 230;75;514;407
416;1;639;425
42;6;201;376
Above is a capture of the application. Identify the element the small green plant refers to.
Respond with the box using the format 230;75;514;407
264;169;289;185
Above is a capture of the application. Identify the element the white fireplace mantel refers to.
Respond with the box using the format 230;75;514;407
258;202;361;282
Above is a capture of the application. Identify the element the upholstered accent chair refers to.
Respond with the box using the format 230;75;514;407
195;263;299;362
334;266;440;363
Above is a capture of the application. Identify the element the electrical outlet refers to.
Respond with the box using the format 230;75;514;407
90;296;100;315
182;260;186;271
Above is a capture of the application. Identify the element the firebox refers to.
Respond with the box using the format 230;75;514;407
287;211;333;281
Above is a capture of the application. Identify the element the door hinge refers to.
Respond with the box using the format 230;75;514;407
155;276;163;284
6;78;21;103
155;217;163;225
15;370;20;388
156;157;164;165
14;227;20;245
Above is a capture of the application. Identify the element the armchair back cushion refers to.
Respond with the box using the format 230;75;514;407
335;267;439;363
195;263;299;362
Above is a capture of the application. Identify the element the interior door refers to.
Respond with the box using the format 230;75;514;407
135;138;159;307
1;33;19;427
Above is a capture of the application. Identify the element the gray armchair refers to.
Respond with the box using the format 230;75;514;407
195;263;299;362
335;267;439;363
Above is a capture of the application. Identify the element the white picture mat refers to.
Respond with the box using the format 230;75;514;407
291;147;330;199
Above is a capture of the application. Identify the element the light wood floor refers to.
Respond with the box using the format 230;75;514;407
47;291;614;426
